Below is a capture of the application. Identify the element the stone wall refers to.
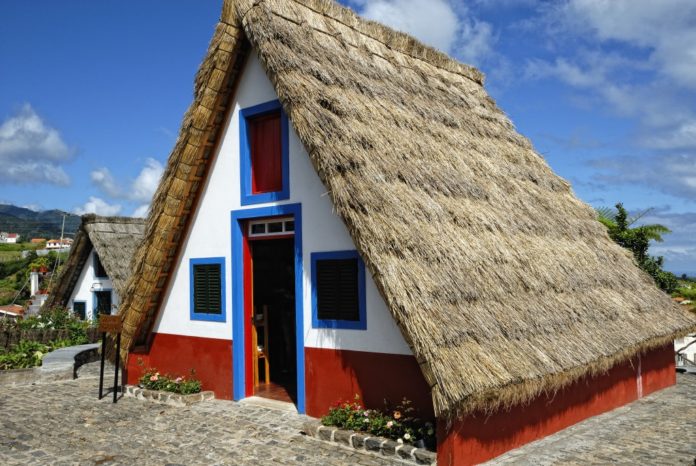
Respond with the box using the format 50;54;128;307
0;327;100;350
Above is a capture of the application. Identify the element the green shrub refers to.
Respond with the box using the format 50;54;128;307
0;340;50;370
138;368;202;395
321;395;435;449
15;306;92;346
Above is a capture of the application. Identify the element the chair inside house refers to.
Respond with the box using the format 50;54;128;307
250;238;296;404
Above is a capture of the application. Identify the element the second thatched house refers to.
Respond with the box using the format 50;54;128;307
115;0;696;464
46;214;145;320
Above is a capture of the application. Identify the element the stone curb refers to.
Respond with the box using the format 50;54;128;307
124;385;215;407
302;420;436;465
0;343;99;386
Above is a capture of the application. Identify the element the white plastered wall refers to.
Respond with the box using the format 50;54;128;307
68;248;119;320
152;53;411;355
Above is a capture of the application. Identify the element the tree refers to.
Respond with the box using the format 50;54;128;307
596;203;678;293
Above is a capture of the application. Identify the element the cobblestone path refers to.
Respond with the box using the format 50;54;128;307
0;363;402;466
2;364;695;465
487;373;696;465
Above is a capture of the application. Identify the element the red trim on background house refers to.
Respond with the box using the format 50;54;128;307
126;333;233;400
436;343;676;466
304;347;434;419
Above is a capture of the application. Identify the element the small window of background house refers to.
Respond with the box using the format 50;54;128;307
94;253;107;278
73;302;86;320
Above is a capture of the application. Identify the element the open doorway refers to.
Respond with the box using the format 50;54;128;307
249;233;296;404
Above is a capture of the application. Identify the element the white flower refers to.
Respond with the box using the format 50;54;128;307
403;433;411;440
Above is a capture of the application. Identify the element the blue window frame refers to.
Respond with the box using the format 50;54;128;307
311;250;366;330
239;99;290;206
190;257;226;322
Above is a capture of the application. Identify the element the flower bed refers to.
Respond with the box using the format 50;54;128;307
138;368;201;395
321;396;435;450
125;385;214;407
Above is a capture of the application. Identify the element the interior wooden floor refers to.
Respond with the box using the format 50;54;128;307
254;381;296;404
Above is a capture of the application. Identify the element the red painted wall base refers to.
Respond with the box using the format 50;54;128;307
437;343;675;466
304;347;434;419
126;332;233;400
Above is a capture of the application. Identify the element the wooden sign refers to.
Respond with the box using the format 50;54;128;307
98;315;122;333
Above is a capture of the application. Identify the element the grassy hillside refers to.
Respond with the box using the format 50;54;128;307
0;204;80;240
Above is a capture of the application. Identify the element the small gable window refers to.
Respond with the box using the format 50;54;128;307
240;100;289;205
94;253;108;278
190;257;226;322
311;250;366;330
73;301;86;320
94;290;112;316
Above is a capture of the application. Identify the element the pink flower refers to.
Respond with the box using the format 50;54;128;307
386;421;393;428
150;374;158;381
175;377;183;383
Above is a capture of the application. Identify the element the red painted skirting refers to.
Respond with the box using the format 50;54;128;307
126;333;233;400
304;347;434;419
436;343;675;466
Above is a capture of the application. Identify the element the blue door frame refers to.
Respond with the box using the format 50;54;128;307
230;203;305;413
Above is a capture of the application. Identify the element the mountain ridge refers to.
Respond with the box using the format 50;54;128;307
0;204;80;240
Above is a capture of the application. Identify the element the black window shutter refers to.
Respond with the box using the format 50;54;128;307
193;264;222;314
316;258;359;321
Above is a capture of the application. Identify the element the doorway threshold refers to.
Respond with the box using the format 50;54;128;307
240;396;297;413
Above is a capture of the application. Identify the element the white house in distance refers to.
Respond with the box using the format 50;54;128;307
46;215;145;320
46;238;73;250
0;233;20;244
116;1;696;464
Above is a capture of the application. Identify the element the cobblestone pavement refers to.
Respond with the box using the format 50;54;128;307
487;373;696;465
0;363;403;466
2;365;695;465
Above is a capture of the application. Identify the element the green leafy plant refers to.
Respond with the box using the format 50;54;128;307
321;395;435;450
596;203;678;293
138;367;202;395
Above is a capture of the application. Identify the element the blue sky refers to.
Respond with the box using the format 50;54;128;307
1;1;695;275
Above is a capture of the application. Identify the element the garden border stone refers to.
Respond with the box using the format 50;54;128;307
0;343;99;386
301;420;436;465
124;385;214;407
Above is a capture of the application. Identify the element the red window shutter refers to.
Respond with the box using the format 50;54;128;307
250;112;282;193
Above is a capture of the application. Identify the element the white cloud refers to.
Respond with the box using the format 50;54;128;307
567;0;696;89
73;196;122;216
523;0;696;184
353;0;495;66
21;203;42;212
132;204;150;218
90;167;121;198
359;0;460;52
130;158;164;202
91;158;164;203
0;104;73;185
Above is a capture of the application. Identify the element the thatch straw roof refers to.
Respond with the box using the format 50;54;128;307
46;215;145;308
116;0;696;417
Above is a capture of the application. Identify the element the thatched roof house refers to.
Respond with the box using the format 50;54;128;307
47;215;145;312
116;2;696;461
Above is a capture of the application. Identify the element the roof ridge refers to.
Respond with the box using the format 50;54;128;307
231;0;484;85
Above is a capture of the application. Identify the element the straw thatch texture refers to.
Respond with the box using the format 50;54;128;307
117;0;696;417
47;215;145;308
